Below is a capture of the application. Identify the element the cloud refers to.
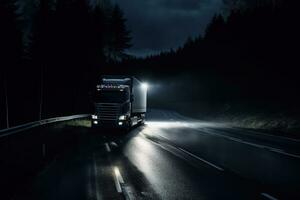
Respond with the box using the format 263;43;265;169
112;0;224;57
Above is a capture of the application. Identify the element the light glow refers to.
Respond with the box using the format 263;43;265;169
119;115;126;120
141;83;148;90
99;84;126;89
114;167;121;179
92;115;98;119
145;121;220;129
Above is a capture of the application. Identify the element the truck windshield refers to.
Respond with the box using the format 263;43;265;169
94;90;129;103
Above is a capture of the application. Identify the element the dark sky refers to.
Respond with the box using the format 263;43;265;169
112;0;225;57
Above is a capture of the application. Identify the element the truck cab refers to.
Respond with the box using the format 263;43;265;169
91;77;147;130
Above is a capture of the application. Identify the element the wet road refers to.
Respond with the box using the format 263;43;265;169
20;109;300;200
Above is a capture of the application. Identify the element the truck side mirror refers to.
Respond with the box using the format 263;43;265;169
131;95;134;101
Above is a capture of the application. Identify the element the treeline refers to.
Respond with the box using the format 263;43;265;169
119;0;300;114
0;0;131;129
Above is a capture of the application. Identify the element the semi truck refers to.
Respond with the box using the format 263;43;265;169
91;76;147;130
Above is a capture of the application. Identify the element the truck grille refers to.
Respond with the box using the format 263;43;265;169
95;103;120;121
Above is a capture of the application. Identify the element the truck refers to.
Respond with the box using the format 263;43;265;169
91;76;147;130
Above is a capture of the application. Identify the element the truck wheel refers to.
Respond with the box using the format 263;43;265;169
125;120;132;132
138;116;145;126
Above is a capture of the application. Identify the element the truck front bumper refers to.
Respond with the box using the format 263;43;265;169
91;119;130;129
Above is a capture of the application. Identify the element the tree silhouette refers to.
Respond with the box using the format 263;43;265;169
107;4;132;61
116;0;300;113
0;0;135;127
0;0;22;128
90;4;107;71
30;0;53;120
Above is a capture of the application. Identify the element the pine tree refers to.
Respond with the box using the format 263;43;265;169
0;0;22;128
91;4;106;66
50;0;92;114
30;0;53;120
205;14;226;41
0;0;22;71
107;4;131;61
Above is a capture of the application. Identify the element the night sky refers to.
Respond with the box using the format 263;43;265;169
112;0;225;57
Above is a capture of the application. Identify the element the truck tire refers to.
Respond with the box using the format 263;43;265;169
138;115;145;126
124;120;132;132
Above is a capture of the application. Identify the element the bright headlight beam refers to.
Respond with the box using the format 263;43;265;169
119;115;126;120
141;82;148;90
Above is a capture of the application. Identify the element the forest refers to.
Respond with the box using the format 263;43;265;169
116;0;300;133
0;0;131;128
0;0;299;132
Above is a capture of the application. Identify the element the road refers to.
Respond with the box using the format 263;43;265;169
18;109;300;200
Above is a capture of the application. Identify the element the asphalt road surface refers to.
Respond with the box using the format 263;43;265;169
18;109;300;200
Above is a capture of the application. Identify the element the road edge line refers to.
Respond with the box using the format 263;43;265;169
178;147;224;171
261;192;278;200
105;143;111;152
93;154;101;200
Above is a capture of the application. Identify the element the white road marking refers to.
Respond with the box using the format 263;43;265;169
144;135;224;172
87;163;93;199
261;193;278;200
232;140;300;158
238;128;300;143
110;142;118;147
200;128;300;159
111;164;133;199
270;150;300;159
113;167;124;193
237;140;267;149
93;154;101;200
269;148;285;153
228;137;243;142
178;147;224;171
105;143;111;152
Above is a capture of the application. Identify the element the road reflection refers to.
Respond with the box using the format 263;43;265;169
146;121;221;130
122;124;205;200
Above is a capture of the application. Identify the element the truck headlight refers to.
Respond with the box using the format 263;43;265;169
92;115;98;119
119;115;126;120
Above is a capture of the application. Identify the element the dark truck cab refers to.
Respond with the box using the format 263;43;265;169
91;76;147;129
